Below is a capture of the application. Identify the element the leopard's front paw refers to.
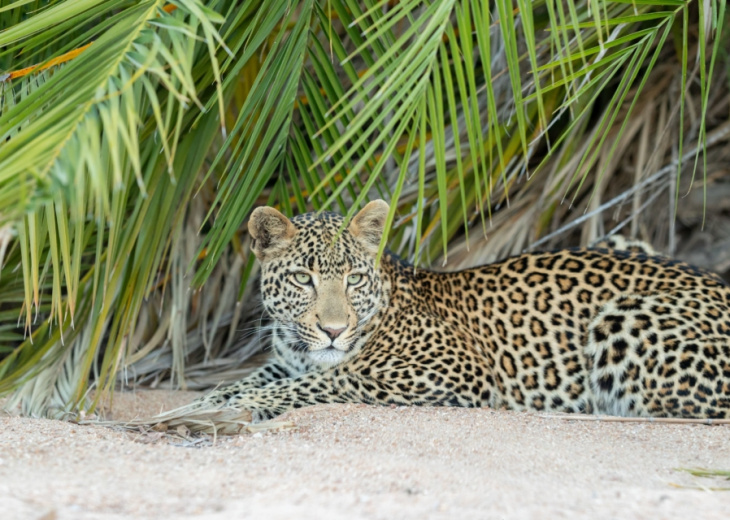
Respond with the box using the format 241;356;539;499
226;392;286;423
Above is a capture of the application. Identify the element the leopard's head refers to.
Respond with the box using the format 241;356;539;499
249;200;390;367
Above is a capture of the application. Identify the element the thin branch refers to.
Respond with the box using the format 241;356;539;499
536;413;730;426
527;120;730;251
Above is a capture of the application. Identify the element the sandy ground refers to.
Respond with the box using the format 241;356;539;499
1;390;729;520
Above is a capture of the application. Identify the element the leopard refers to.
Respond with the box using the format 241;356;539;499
196;200;730;422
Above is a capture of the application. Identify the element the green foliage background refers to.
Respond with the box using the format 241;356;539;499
0;0;726;417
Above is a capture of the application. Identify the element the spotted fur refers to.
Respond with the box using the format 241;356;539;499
199;201;730;422
590;235;659;256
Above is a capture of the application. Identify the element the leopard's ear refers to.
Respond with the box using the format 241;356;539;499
348;199;389;254
248;207;297;261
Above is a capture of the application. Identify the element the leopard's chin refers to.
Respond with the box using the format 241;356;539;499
308;346;348;366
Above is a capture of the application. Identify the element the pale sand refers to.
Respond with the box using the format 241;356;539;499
1;390;729;519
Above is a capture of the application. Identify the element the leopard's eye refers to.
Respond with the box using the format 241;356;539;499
293;273;312;285
347;274;364;286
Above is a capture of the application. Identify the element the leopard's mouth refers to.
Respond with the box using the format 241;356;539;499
290;339;348;354
307;345;348;365
310;344;347;354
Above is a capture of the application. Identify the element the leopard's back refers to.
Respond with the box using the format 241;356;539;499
370;247;730;417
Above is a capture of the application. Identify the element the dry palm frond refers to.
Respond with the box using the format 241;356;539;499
93;400;295;436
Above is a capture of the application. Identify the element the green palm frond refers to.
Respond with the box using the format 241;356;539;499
0;0;726;417
0;0;228;413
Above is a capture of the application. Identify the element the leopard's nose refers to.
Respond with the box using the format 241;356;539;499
319;324;347;339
